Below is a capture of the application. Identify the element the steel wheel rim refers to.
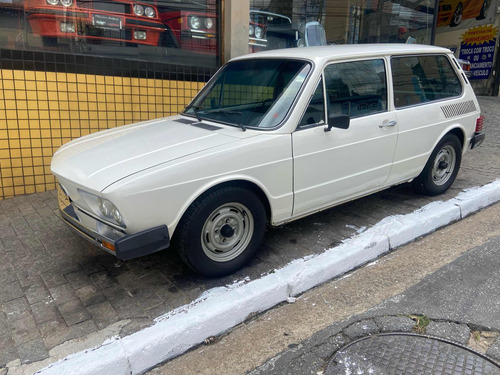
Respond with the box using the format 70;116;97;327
453;4;463;24
432;145;456;186
201;202;254;262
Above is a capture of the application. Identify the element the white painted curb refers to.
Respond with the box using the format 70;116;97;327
37;179;500;375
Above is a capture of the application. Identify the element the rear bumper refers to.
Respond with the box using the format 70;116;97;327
59;188;170;260
470;132;485;149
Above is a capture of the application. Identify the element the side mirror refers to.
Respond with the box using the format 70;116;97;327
324;114;350;132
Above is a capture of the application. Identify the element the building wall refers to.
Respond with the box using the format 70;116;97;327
0;50;212;199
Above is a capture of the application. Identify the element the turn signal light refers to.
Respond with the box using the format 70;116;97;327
101;241;116;252
475;115;484;132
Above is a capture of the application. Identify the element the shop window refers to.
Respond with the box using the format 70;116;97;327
249;1;436;51
0;0;220;67
392;55;462;108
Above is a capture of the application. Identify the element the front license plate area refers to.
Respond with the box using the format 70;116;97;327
93;14;122;30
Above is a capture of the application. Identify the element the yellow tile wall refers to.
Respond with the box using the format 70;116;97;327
0;69;205;199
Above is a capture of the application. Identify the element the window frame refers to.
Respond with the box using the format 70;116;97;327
322;57;389;120
296;75;327;130
390;53;464;110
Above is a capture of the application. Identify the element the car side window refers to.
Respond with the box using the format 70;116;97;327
298;79;325;127
391;55;462;109
324;59;387;118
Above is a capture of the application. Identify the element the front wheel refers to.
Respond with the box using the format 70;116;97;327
175;186;266;277
412;134;462;196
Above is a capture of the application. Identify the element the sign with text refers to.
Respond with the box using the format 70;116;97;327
459;25;498;80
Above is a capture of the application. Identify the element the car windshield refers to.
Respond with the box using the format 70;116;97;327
184;59;311;129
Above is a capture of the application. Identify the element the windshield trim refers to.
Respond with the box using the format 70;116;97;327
182;57;314;132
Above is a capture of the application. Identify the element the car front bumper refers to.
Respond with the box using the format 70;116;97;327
58;186;170;260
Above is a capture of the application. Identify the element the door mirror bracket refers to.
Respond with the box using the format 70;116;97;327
324;114;350;132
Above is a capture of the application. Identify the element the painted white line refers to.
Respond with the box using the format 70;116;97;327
37;178;500;375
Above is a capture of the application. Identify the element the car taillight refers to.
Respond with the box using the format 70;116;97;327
475;115;484;132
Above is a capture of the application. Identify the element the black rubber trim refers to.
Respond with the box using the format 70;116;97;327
115;225;170;260
471;132;485;149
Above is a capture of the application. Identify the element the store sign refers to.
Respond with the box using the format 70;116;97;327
459;25;498;80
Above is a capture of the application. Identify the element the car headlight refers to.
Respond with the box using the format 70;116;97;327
46;0;59;5
98;198;123;224
144;6;155;18
248;24;254;36
78;190;125;227
189;16;201;29
134;4;144;16
254;26;263;39
60;0;72;6
204;17;213;29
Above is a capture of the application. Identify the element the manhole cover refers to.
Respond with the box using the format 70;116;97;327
326;333;500;375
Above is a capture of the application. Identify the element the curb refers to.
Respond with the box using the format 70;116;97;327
37;179;500;375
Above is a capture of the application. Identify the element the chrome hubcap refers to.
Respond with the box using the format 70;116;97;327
201;203;254;262
432;145;456;186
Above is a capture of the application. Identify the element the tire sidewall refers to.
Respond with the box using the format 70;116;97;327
421;134;462;195
178;187;266;277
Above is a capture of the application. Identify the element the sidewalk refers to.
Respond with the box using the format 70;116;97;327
0;96;499;374
152;200;500;375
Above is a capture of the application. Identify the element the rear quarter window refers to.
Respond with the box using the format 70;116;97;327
391;55;462;109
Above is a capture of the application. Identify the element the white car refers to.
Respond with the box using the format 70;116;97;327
52;44;485;277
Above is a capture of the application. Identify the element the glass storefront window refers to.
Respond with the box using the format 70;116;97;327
0;0;220;67
249;0;437;51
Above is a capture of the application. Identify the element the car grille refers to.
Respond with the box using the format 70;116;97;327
78;24;132;40
76;0;130;14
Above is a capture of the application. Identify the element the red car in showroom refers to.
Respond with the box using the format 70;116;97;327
25;0;165;46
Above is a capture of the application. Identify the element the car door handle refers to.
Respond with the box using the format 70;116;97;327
379;120;397;128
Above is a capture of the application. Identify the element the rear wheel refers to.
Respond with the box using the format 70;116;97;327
175;186;266;277
412;134;462;196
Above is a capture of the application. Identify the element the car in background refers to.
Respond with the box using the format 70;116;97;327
249;10;326;51
25;0;165;47
438;0;490;27
52;44;485;277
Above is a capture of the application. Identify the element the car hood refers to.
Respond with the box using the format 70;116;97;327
51;116;244;192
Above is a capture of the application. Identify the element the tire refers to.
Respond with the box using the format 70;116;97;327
476;0;489;20
450;3;463;27
175;186;266;277
412;134;462;196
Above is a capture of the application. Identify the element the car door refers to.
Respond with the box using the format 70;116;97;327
292;58;398;216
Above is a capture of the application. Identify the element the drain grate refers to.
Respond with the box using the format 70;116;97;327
326;333;500;375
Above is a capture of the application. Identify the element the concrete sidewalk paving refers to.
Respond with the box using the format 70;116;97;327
153;201;500;375
0;96;499;374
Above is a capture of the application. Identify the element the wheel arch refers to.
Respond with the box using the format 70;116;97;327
171;178;272;240
413;125;466;179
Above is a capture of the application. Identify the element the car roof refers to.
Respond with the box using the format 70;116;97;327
232;44;452;64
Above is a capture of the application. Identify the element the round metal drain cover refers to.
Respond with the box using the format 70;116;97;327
326;333;500;375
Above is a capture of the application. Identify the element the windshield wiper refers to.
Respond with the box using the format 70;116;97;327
219;110;246;132
192;105;204;122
